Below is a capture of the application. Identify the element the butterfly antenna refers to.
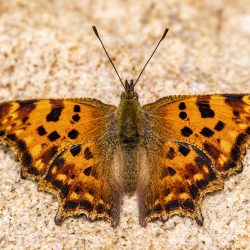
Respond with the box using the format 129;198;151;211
134;28;169;87
92;26;125;89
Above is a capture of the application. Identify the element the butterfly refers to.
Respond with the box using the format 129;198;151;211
0;26;249;228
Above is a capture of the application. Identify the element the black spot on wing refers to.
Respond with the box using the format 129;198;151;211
46;106;63;122
178;102;186;110
179;144;190;156
63;201;78;210
48;131;61;142
198;104;215;118
196;179;208;189
0;130;4;136
166;147;175;159
152;204;163;213
70;145;81;156
181;200;195;210
19;100;36;111
179;112;187;120
189;184;199;199
207;171;216;182
23;151;33;169
83;166;92;176
168;167;176;176
231;146;240;161
181;127;193;137
196;97;215;118
230;132;248;162
68;129;79;139
61;184;70;198
79;200;94;211
72;114;80;122
16;141;34;175
84;147;93;160
96;204;105;213
74;105;81;112
236;132;248;146
37;126;47;136
200;127;214;138
223;94;243;103
164;200;179;211
214;121;225;131
16;139;38;176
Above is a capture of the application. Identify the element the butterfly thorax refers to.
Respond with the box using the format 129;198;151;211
117;90;142;144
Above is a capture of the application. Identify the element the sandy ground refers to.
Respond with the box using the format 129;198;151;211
0;0;249;249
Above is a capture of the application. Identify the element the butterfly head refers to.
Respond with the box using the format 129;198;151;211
121;79;138;100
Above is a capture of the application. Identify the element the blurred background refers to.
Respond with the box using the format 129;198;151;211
0;1;249;249
0;0;250;104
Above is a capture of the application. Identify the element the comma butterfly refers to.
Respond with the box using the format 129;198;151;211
0;27;249;227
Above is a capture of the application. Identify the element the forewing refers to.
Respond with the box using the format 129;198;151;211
0;98;122;227
139;94;249;225
143;94;250;175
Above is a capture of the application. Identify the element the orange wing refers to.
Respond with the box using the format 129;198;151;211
139;94;250;226
0;98;122;227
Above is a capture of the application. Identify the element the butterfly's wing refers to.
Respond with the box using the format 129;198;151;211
0;98;123;227
139;94;250;226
